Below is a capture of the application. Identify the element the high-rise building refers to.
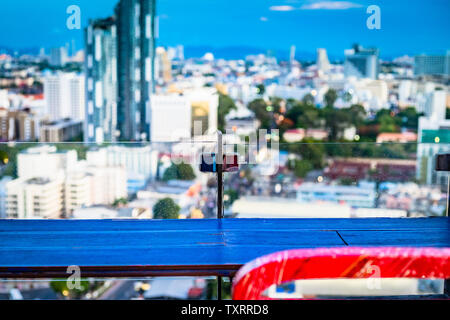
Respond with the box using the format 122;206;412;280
414;52;450;77
49;47;68;67
289;45;296;65
344;44;379;79
316;48;330;73
43;72;85;121
176;45;184;60
85;17;118;143
115;0;157;141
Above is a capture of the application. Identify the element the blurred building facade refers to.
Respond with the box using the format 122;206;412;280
344;44;379;79
115;0;157;141
85;17;118;143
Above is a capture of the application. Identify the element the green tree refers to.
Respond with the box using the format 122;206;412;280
177;163;196;180
162;163;196;181
248;98;271;129
112;197;128;207
297;108;319;131
217;93;237;132
321;107;351;141
290;159;314;178
256;83;265;95
378;114;398;133
302;93;315;105
324;89;338;107
162;164;179;181
153;198;180;219
284;138;325;169
396;106;421;129
346;104;367;128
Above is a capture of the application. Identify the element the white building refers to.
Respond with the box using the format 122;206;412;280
266;84;312;101
6;176;64;219
150;94;191;142
44;72;85;121
317;48;330;73
86;145;159;193
64;171;91;214
17;145;77;180
10;145;128;217
0;176;13;218
86;166;127;205
423;90;447;120
231;196;406;218
296;183;376;208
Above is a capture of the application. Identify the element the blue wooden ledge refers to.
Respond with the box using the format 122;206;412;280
0;218;448;278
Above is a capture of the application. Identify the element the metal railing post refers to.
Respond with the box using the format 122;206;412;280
435;154;449;296
217;131;223;300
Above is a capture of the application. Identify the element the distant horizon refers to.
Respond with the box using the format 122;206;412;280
1;43;448;62
0;0;449;60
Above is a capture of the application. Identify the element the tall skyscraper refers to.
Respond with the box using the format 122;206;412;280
44;72;85;121
289;45;296;65
344;44;379;79
49;47;68;67
316;48;330;73
115;0;157;141
85;17;118;143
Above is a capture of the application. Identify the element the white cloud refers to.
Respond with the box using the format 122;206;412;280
269;5;296;11
300;1;363;10
260;16;269;22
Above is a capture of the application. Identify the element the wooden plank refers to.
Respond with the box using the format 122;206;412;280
0;217;447;232
338;229;450;247
0;218;448;278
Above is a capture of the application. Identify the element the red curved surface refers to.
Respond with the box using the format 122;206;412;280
232;247;450;300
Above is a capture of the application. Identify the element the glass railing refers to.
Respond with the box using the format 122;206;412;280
0;141;448;220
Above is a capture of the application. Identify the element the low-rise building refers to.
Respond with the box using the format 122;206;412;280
376;132;417;143
283;128;328;142
325;158;416;182
39;118;83;142
296;183;376;208
0;109;39;142
5;176;64;219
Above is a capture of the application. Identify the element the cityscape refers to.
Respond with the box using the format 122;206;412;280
0;0;449;301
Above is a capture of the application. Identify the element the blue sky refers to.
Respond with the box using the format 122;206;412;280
0;0;449;59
